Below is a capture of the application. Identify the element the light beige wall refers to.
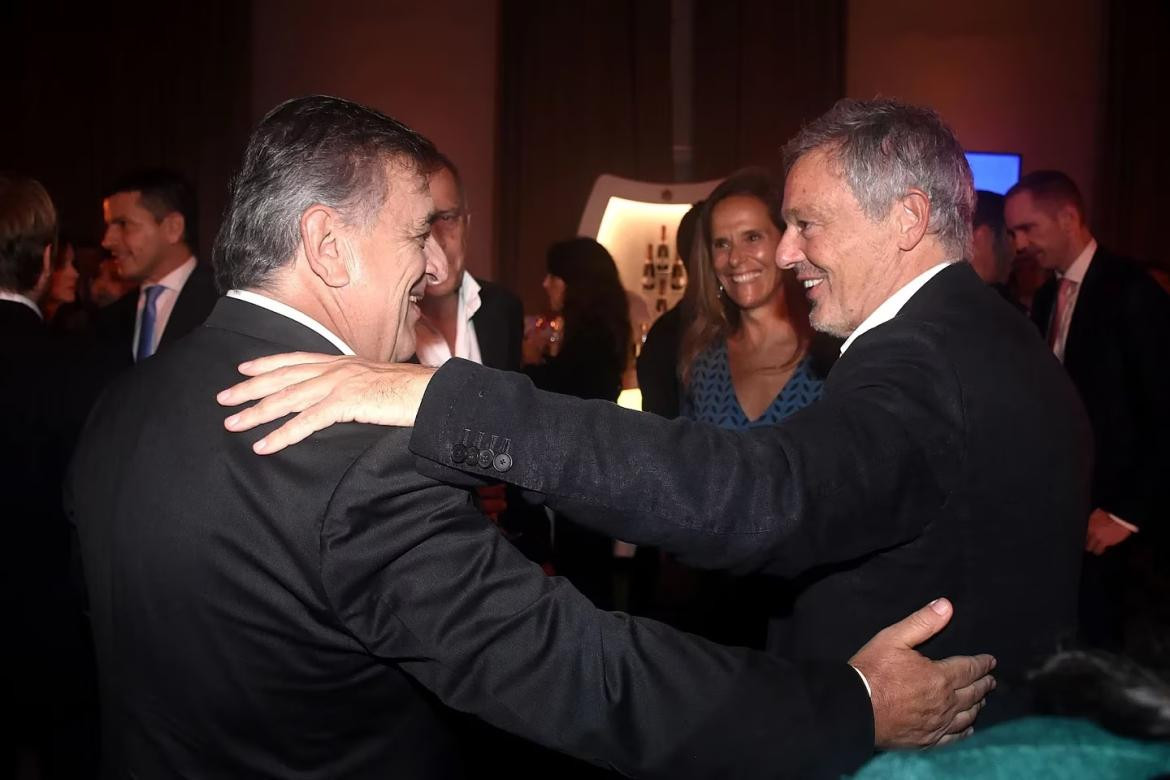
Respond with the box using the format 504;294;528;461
251;0;500;278
846;0;1103;214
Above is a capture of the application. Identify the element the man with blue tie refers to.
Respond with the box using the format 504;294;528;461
96;169;219;365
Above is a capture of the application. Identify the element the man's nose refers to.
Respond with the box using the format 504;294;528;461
775;228;802;270
100;226;116;250
425;235;448;285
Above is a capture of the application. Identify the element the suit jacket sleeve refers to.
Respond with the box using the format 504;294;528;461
409;320;957;577
320;431;874;779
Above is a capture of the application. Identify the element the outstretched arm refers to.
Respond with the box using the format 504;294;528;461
218;323;959;577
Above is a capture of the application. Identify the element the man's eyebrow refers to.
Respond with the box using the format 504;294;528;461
783;205;819;221
414;211;436;234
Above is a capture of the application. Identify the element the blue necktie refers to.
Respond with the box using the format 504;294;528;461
136;285;166;362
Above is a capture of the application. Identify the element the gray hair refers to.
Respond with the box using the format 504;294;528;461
783;98;975;261
214;95;438;293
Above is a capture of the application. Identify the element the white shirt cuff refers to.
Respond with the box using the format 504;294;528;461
849;664;872;698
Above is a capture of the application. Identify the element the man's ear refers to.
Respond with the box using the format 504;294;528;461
895;188;931;251
160;211;186;245
300;205;351;288
36;243;53;295
1056;203;1081;233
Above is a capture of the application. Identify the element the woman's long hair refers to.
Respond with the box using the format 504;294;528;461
678;167;812;385
546;237;631;380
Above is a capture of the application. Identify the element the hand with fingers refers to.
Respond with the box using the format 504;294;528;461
216;352;435;453
850;598;996;750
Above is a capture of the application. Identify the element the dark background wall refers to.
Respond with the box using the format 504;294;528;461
2;0;1163;312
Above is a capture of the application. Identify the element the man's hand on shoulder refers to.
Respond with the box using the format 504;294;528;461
850;598;996;750
216;352;436;453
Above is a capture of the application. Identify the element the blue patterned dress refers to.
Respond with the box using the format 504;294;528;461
681;340;824;429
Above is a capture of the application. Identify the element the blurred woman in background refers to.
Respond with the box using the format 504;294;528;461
680;167;832;429
672;168;837;647
524;237;631;403
523;237;632;611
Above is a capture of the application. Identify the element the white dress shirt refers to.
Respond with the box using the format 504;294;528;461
0;290;42;319
414;270;484;368
225;289;355;355
839;262;954;355
131;256;197;358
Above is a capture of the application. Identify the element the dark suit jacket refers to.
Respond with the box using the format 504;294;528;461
66;261;220;438
68;296;874;779
410;263;1092;723
472;278;523;372
92;259;219;369
1031;248;1170;537
2;300;70;616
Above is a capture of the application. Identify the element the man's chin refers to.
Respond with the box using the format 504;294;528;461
810;312;852;340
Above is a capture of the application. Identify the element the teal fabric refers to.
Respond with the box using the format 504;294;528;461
852;717;1170;779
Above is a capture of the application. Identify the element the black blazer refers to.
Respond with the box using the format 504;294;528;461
1031;248;1170;537
67;261;220;435
68;296;873;779
410;263;1092;723
472;278;523;372
1;301;71;603
92;260;219;367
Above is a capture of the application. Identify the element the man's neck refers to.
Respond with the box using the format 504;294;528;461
1059;231;1094;273
145;247;193;284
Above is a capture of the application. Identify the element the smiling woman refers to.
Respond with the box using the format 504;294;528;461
679;168;832;429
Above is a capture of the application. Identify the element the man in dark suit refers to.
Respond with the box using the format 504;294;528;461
414;153;523;372
1006;170;1170;650
93;169;218;367
220;99;1089;727
70;96;991;779
969;190;1026;312
1;175;97;778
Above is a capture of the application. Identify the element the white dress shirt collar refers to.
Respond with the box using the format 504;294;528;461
1057;238;1097;284
414;270;484;368
225;289;355;356
132;256;199;358
0;290;42;319
153;255;197;291
840;262;954;355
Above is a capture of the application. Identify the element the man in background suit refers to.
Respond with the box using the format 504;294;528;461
412;153;547;566
71;96;991;779
0;175;96;778
219;99;1090;728
969;190;1022;310
1006;170;1170;651
414;152;523;373
94;169;218;367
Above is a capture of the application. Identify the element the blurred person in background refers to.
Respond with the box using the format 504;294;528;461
523;237;631;608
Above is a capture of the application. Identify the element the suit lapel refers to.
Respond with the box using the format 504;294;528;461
472;286;504;370
160;262;219;349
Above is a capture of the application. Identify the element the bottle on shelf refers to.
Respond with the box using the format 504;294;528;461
641;244;655;290
670;252;687;290
654;224;672;275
